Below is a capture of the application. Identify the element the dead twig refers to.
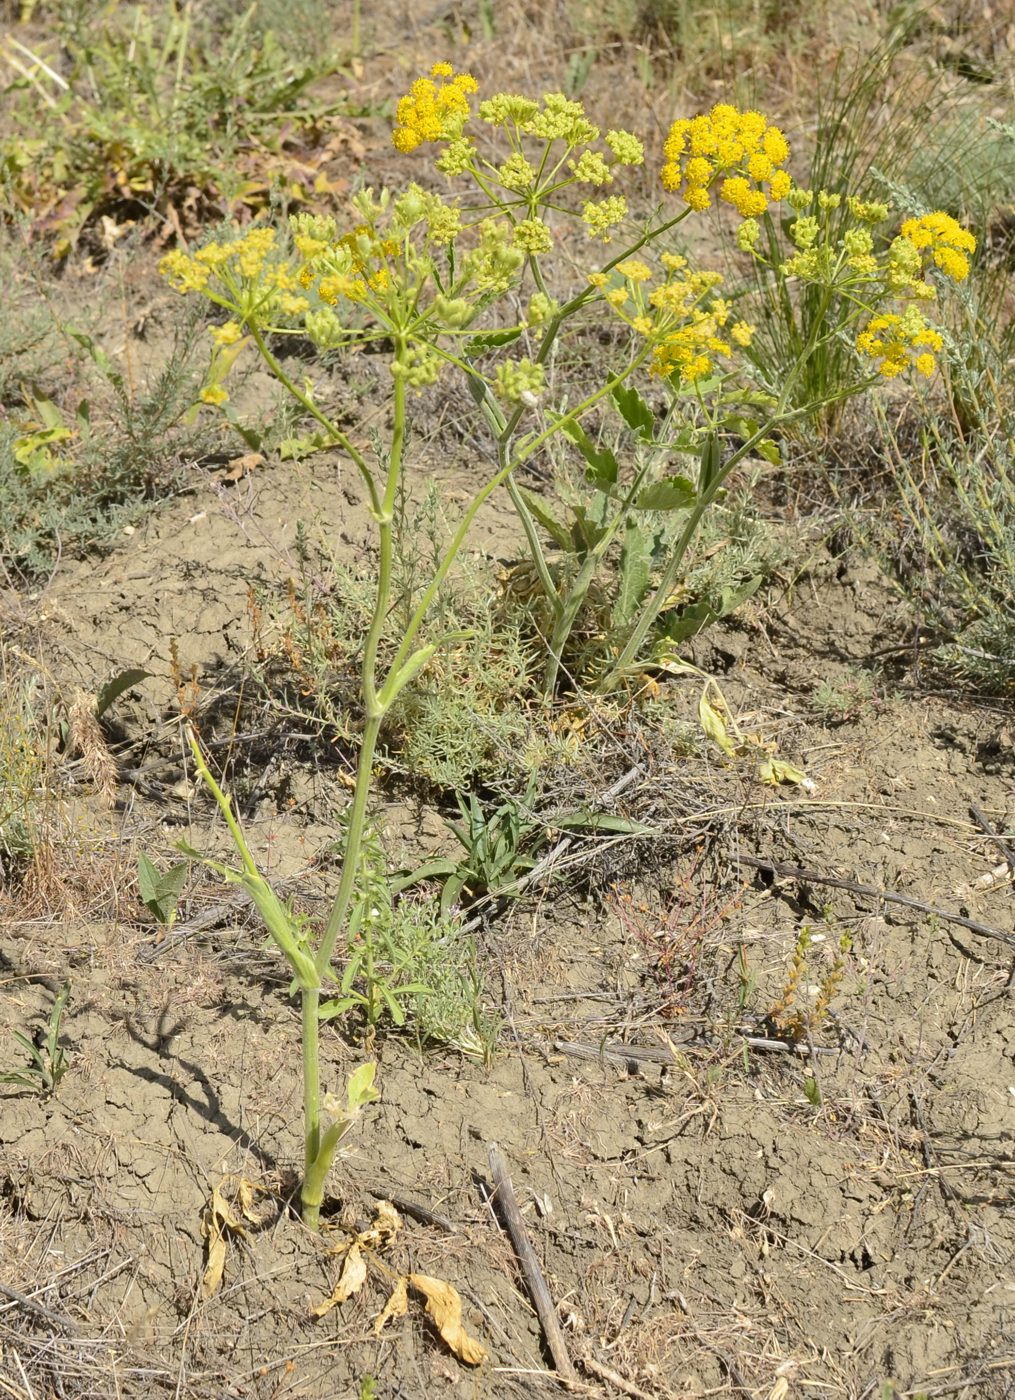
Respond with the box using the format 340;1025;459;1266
580;1355;654;1398
969;802;1015;875
487;1143;579;1388
739;854;1015;948
549;1031;836;1070
367;1188;458;1235
0;1279;79;1333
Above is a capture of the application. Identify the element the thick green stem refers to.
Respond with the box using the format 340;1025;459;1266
301;985;322;1228
317;350;407;975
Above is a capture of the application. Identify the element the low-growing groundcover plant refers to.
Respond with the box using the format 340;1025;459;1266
159;65;973;1227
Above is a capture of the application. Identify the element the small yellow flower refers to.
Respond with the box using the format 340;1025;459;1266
210;321;243;347
200;385;228;406
616;259;652;283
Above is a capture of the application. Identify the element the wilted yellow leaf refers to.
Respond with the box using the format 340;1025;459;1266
409;1273;488;1366
200;1184;248;1298
698;692;736;758
757;757;808;787
311;1242;368;1318
373;1275;409;1335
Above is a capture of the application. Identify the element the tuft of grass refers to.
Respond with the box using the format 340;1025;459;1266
856;123;1015;693
0;277;220;581
0;637;59;894
0;0;363;253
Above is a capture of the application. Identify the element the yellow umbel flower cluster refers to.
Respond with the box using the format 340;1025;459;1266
855;309;944;379
161;228;309;319
661;104;791;216
392;63;478;154
593;253;753;384
900;211;976;282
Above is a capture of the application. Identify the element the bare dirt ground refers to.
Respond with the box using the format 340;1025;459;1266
1;4;1013;1399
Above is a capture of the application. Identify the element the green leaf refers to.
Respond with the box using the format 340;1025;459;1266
380;985;406;1026
615;518;651;630
220;403;263;451
345;1062;379;1111
516;487;573;551
559;418;619;489
279;429;334;460
383;644;437;705
570;501;608;553
391;859;459;892
318;994;362;1020
95;667;152;718
634;475;696;512
67;329;125;396
137;851;162;908
697;432;722;494
611;382;655;441
467;327;523;352
755;437;781;465
757;757;808;787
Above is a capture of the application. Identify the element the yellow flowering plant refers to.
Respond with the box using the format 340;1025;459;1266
158;70;973;1224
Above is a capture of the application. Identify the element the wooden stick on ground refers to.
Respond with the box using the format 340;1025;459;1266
738;853;1015;949
487;1143;579;1388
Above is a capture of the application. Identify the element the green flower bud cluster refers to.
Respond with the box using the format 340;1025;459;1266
431;293;472;329
780;245;836;280
462;221;526;293
582;195;628;242
736;218;761;251
513;217;553;254
494;357;545;404
789;215;819;250
305;307;346;350
848;196;889;222
498;152;536;190
525;292;558;326
569;149;612;186
391;344;441;389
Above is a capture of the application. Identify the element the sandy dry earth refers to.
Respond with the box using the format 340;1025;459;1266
2;444;1012;1399
2;4;1013;1394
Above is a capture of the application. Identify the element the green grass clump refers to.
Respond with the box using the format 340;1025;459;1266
0;0;360;253
1;301;219;581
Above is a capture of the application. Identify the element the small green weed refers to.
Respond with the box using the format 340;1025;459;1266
809;668;880;725
310;826;498;1061
0;289;220;579
398;786;543;917
766;924;852;1044
1;980;71;1097
137;852;189;934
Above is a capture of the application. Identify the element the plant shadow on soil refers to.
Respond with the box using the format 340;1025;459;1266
1;444;1013;1400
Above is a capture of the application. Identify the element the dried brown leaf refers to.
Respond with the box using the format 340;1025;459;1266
221;452;264;483
373;1275;409;1335
360;1199;401;1249
409;1273;488;1366
200;1184;247;1298
311;1242;367;1318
